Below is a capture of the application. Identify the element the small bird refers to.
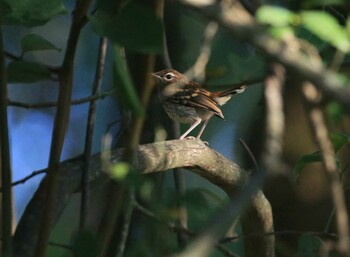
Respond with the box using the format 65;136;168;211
152;69;246;140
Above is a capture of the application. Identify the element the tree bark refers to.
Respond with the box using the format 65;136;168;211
14;139;274;257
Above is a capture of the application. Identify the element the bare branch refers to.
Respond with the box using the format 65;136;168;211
0;170;46;192
7;88;115;109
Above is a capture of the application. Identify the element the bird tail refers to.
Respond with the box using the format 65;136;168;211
218;84;246;97
214;84;246;106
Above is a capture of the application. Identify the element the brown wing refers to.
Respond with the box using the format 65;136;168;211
165;87;224;119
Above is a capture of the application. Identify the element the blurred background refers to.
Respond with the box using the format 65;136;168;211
4;0;350;256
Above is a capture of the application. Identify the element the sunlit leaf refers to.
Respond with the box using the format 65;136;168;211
7;60;52;83
111;162;130;180
256;6;296;27
3;0;67;27
21;34;61;54
269;26;295;39
90;1;163;53
300;11;350;52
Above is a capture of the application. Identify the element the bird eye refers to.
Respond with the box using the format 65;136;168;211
164;73;174;80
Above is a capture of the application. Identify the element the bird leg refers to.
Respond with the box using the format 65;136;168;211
180;118;202;139
196;119;209;139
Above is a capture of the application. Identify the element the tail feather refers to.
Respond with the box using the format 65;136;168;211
219;84;246;97
214;84;246;106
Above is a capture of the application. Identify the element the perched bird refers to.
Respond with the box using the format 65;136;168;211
152;69;246;140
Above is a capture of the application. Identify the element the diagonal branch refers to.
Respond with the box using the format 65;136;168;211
180;0;350;113
14;140;273;257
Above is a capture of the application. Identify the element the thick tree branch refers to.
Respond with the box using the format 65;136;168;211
14;140;273;257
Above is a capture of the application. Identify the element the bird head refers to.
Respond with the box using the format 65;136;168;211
152;69;188;88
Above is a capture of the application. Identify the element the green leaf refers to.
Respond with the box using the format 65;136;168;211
90;1;163;53
330;132;350;152
327;102;344;126
111;162;130;180
21;34;61;54
256;6;297;27
269;26;295;39
113;44;144;117
294;151;322;180
7;60;52;83
3;0;67;27
297;234;322;257
300;11;350;52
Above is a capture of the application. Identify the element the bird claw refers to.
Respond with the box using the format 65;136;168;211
182;136;209;146
184;136;196;140
202;140;209;146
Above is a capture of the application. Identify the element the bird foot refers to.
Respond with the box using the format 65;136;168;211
202;140;209;146
183;136;196;140
181;136;209;145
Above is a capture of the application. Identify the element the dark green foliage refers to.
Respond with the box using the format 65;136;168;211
3;0;66;27
90;0;163;53
20;33;61;55
7;60;52;83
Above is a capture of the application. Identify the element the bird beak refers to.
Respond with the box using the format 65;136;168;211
151;72;161;83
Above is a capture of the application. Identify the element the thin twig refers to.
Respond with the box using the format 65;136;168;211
220;230;338;244
0;170;47;192
79;37;108;231
7;88;115;109
238;138;258;171
133;201;239;257
302;82;350;256
48;241;74;252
